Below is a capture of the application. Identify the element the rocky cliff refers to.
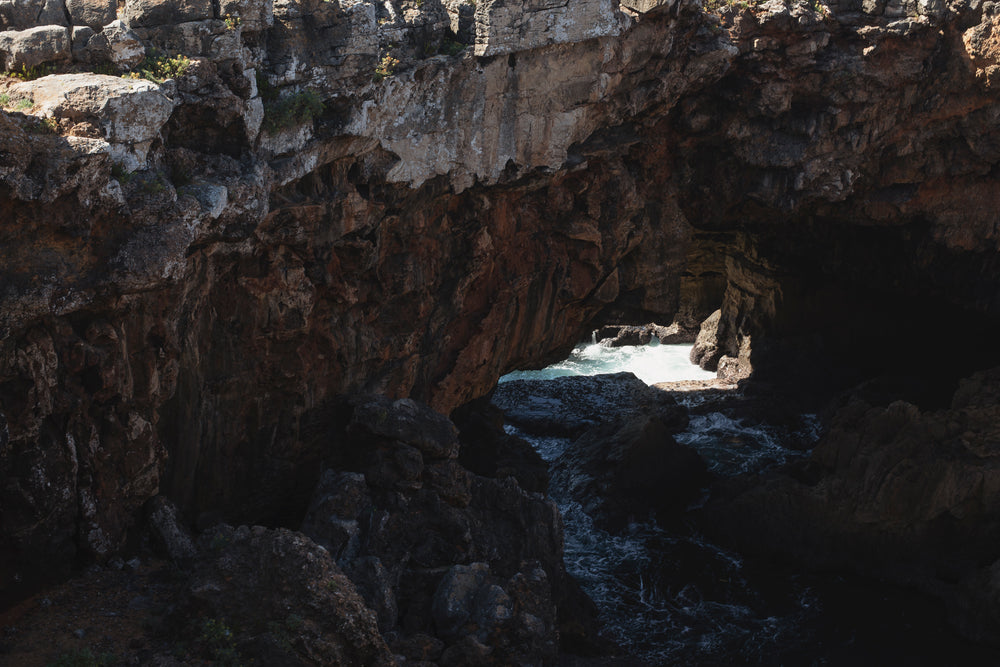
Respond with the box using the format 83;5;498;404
5;0;1000;658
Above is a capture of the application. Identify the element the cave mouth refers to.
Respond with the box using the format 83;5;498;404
487;311;1000;663
499;334;717;385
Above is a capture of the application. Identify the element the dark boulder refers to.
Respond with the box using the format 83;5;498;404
554;415;710;531
187;524;395;666
699;367;1000;642
493;372;688;438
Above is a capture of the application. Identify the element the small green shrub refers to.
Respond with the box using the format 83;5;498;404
199;618;241;666
0;93;31;109
91;62;119;76
28;116;58;134
5;62;57;81
256;71;279;103
123;50;191;84
224;13;241;30
111;163;133;184
373;53;400;82
262;89;324;132
439;39;466;56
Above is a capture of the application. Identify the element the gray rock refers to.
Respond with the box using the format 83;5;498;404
0;25;70;71
13;73;175;170
80;20;144;69
300;469;371;561
0;0;67;29
432;562;490;640
474;0;629;57
492;372;688;437
147;495;197;562
191;525;395;666
350;395;460;460
66;0;116;29
70;25;94;61
620;0;677;12
346;556;398;632
121;0;214;27
690;308;723;371
219;0;273;31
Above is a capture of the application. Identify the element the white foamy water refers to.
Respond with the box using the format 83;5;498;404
499;339;717;385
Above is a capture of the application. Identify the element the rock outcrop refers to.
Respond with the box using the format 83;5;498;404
493;373;707;530
3;0;1000;656
700;366;1000;642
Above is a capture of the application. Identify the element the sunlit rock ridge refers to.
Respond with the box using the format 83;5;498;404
3;0;1000;621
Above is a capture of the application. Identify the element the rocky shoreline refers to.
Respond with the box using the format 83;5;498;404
5;0;1000;658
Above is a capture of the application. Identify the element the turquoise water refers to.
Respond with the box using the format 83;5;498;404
499;339;717;385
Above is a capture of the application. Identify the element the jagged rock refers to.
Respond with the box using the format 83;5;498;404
13;73;174;170
0;25;70;70
453;399;550;494
5;0;1000;641
219;0;273;31
595;324;653;347
594;322;697;346
133;19;241;61
554;414;710;530
700;367;1000;641
620;0;677;13
295;402;579;662
350;395;460;460
299;469;369;561
78;20;145;69
70;25;93;60
346;556;398;632
964;12;1000;89
690;309;723;371
0;0;66;29
147;495;197;562
391;632;445;662
492;372;688;437
473;0;628;57
66;0;117;30
121;0;215;27
190;525;396;666
432;561;557;665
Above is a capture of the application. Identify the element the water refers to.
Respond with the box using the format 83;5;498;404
505;420;815;664
499;343;818;663
675;410;818;477
499;342;1000;665
499;338;717;385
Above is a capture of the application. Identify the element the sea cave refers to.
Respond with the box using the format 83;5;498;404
4;0;1000;663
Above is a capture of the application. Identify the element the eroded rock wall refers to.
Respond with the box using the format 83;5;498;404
3;0;1000;612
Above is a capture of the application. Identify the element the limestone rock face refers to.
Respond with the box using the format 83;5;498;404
473;0;629;57
13;73;174;169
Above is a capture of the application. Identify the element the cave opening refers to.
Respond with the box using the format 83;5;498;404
478;226;1000;662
